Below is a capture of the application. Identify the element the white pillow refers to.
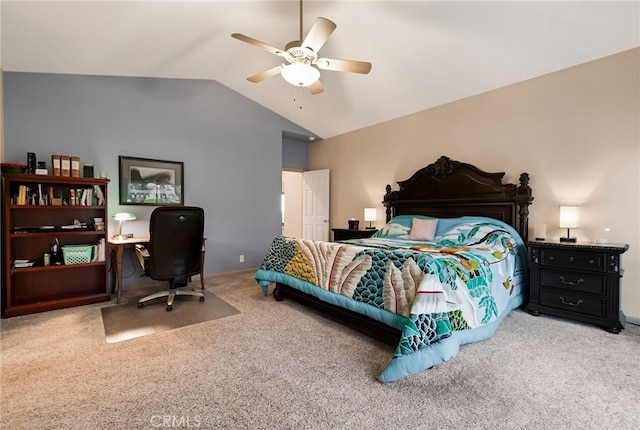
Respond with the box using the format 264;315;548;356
408;218;439;241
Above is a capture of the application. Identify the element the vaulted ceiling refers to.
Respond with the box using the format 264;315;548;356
2;1;638;139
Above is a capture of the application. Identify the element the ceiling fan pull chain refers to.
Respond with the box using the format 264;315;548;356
292;86;304;110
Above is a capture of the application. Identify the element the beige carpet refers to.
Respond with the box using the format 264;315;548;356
2;270;639;429
101;289;240;343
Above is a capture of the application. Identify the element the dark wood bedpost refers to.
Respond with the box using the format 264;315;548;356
383;184;396;223
516;173;533;242
273;283;284;301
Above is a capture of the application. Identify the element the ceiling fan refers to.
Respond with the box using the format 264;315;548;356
231;0;372;95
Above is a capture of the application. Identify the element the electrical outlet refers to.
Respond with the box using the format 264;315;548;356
239;255;244;263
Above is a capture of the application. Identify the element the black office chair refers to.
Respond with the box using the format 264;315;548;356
136;206;206;311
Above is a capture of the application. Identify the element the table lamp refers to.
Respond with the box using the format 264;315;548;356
113;212;136;240
559;206;578;243
364;208;377;229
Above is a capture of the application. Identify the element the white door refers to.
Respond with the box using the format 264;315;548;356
302;169;330;241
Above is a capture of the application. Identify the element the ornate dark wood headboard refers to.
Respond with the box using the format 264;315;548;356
382;156;534;241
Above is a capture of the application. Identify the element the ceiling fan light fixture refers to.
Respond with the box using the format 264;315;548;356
281;62;320;87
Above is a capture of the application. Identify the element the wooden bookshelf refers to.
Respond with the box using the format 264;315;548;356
2;173;111;317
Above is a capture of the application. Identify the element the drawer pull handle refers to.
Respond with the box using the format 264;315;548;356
560;296;583;307
559;276;584;286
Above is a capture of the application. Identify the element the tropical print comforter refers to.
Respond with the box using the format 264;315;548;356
254;216;528;382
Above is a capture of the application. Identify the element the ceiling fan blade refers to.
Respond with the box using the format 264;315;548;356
301;17;336;53
231;33;286;57
316;58;372;74
308;80;324;95
247;66;283;83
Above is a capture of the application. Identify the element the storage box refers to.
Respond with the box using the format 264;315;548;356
1;163;28;174
62;244;93;265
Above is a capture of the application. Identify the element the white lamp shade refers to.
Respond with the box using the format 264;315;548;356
364;208;377;222
559;206;578;228
281;63;320;87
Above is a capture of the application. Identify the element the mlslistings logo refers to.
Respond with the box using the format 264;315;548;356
150;415;202;428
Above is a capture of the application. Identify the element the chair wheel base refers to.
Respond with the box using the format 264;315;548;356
137;303;143;308
166;305;173;311
200;296;205;302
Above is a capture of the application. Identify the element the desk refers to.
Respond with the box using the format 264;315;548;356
109;236;150;304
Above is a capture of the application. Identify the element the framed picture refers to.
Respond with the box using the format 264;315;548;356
118;156;184;206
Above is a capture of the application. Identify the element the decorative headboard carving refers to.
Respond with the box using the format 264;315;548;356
382;156;534;241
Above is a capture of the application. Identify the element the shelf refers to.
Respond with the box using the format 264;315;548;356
1;172;109;186
11;261;107;273
11;231;106;239
10;205;106;210
2;293;112;318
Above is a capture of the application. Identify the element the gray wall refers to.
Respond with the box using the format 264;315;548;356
282;136;309;171
3;72;311;287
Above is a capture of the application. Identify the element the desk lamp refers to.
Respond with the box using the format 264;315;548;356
113;212;136;240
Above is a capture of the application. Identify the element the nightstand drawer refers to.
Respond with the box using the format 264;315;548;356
540;249;605;272
539;269;605;295
539;289;605;317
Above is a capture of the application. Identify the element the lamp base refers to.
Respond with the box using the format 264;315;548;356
112;233;134;241
559;237;577;243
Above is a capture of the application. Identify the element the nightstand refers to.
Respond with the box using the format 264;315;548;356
331;228;378;241
526;241;629;333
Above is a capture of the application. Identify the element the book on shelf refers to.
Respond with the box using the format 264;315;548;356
71;156;80;177
52;154;61;176
61;155;71;177
17;185;27;205
13;183;103;207
93;185;105;206
92;238;107;262
80;188;94;206
38;184;45;205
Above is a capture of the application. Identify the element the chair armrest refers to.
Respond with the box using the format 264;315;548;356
135;244;150;270
135;244;150;258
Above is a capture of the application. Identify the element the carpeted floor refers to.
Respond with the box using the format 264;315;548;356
1;269;639;429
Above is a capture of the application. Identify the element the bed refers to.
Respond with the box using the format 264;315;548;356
254;155;534;382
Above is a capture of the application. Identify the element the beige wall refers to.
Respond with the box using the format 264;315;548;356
309;48;640;320
282;170;303;238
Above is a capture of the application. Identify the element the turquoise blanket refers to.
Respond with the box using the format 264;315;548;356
255;216;528;382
